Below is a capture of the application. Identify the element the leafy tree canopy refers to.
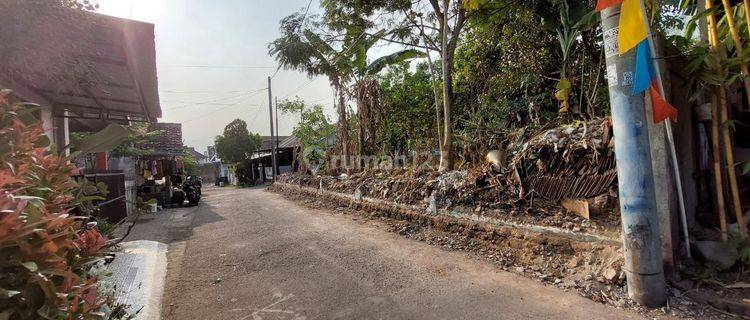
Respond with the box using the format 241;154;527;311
214;119;262;164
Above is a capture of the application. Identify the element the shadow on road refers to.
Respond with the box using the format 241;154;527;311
123;201;226;244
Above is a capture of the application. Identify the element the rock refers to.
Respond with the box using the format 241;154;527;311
727;211;750;236
515;266;525;273
485;150;506;172
425;193;438;216
398;226;409;235
566;256;581;268
694;240;739;270
600;267;619;284
354;187;363;201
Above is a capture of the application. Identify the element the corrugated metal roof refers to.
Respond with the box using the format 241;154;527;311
257;135;299;151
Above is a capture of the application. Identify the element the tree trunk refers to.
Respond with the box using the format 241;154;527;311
438;0;454;172
357;96;364;170
424;45;443;150
439;54;454;172
337;86;350;170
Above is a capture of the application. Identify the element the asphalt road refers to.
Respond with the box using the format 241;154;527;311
157;186;642;320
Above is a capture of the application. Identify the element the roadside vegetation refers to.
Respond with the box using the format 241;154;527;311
0;93;133;319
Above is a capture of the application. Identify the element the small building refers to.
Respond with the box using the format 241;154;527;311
199;146;237;186
1;6;162;221
243;136;301;183
186;147;208;164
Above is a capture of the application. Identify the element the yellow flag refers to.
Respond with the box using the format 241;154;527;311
618;0;648;54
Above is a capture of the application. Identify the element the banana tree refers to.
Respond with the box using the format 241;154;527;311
555;1;581;115
349;31;426;158
269;13;357;167
553;1;598;116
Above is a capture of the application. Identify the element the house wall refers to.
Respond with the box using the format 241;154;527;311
40;105;55;144
108;156;138;216
200;163;219;184
38;105;70;154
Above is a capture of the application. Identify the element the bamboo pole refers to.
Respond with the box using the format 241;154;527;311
720;85;748;239
721;0;750;109
712;92;730;241
707;0;731;241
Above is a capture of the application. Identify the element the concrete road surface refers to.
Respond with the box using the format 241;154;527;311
155;186;643;320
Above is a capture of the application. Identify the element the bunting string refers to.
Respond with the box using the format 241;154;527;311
596;0;678;123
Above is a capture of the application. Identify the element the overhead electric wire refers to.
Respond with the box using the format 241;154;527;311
270;0;315;80
163;88;267;111
280;79;315;99
161;65;275;69
161;89;252;94
181;99;265;124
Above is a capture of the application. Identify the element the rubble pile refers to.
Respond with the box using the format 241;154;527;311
277;118;621;235
509;117;617;201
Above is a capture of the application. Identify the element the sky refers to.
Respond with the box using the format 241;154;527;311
96;0;336;154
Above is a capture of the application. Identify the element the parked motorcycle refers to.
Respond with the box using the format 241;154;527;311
183;175;202;205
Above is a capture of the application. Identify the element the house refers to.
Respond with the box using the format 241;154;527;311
1;5;162;220
199;145;237;186
186;147;208;164
0;6;160;152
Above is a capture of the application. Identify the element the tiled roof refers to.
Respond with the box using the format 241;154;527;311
186;147;207;161
139;123;183;156
0;6;161;121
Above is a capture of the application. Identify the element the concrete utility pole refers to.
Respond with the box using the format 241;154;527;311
600;7;666;307
275;96;280;174
268;76;277;181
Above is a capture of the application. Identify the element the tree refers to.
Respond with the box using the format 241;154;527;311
182;146;200;176
280;98;336;152
349;34;425;157
279;98;336;172
269;13;355;167
319;0;493;171
214;119;262;164
379;62;440;153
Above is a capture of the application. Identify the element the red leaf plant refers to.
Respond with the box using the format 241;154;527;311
0;93;119;319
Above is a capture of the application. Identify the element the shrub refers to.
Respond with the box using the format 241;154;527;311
0;92;119;319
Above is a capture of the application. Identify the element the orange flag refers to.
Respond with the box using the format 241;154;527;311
596;0;624;11
650;83;678;123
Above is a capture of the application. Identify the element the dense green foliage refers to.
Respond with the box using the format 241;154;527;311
268;0;612;167
280;98;336;152
379;63;439;153
214;119;262;164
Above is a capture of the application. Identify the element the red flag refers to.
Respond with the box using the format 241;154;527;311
596;0;624;11
649;83;678;123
